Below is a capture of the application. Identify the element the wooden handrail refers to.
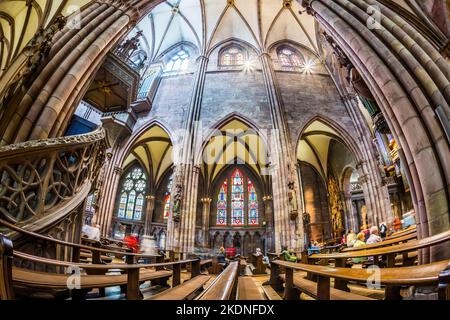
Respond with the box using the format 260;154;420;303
341;232;417;252
309;229;450;260
0;218;160;259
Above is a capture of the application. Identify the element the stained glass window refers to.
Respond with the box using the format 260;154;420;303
165;50;190;72
115;165;147;221
118;192;127;218
278;47;303;68
85;194;96;214
247;179;258;226
216;168;260;227
231;169;244;226
220;46;246;66
163;174;173;220
216;180;227;225
134;194;144;220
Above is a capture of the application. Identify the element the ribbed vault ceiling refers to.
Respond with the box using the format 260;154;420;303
133;0;320;61
123;125;173;187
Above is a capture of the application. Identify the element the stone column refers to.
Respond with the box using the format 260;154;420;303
144;195;156;236
259;52;304;252
200;197;212;247
301;0;450;261
167;55;209;254
263;196;274;252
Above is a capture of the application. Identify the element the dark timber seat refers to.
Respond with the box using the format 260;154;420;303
13;267;172;290
308;230;450;267
278;274;374;300
249;254;267;274
236;277;266;300
195;261;239;300
147;275;211;300
261;285;282;300
269;259;450;300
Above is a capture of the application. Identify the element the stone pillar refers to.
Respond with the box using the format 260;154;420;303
144;195;155;236
263;196;275;252
167;55;209;254
259;52;304;252
301;0;450;261
200;197;212;247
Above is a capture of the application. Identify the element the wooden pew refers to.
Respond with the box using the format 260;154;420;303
236;277;266;300
249;254;267;274
0;234;200;300
269;259;450;300
147;275;211;300
0;218;161;265
195;261;239;300
386;227;417;240
308;230;450;268
341;232;417;252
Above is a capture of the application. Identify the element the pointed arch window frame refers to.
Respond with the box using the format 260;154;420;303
214;167;260;227
276;45;304;70
114;164;148;222
218;44;248;68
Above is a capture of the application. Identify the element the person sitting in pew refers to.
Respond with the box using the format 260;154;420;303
281;246;298;262
351;232;368;264
379;222;388;239
366;226;382;244
217;247;229;267
346;230;357;247
307;241;321;255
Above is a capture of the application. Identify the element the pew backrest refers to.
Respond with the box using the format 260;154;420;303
342;232;417;252
196;261;239;300
309;229;450;260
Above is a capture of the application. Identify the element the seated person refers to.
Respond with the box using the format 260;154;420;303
366;226;382;244
281;246;298;262
217;247;228;266
81;223;100;241
255;247;263;256
346;230;357;247
351;232;367;264
123;233;140;253
307;241;321;255
225;246;237;259
379;222;388;239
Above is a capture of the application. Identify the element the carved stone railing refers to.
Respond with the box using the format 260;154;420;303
0;128;107;228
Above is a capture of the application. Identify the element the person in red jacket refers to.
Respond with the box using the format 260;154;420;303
225;246;236;259
124;233;140;253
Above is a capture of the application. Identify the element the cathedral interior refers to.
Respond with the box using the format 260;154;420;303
0;0;449;302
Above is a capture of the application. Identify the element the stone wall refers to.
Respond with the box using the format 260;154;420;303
276;72;358;150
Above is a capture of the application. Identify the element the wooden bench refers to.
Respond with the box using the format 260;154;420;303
278;274;374;300
196;261;239;300
236;277;266;300
0;234;203;300
341;232;417;252
387;227;417;239
147;275;211;300
309;229;450;266
0;218;162;265
269;259;450;300
307;230;450;292
249;254;267;274
261;285;282;300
